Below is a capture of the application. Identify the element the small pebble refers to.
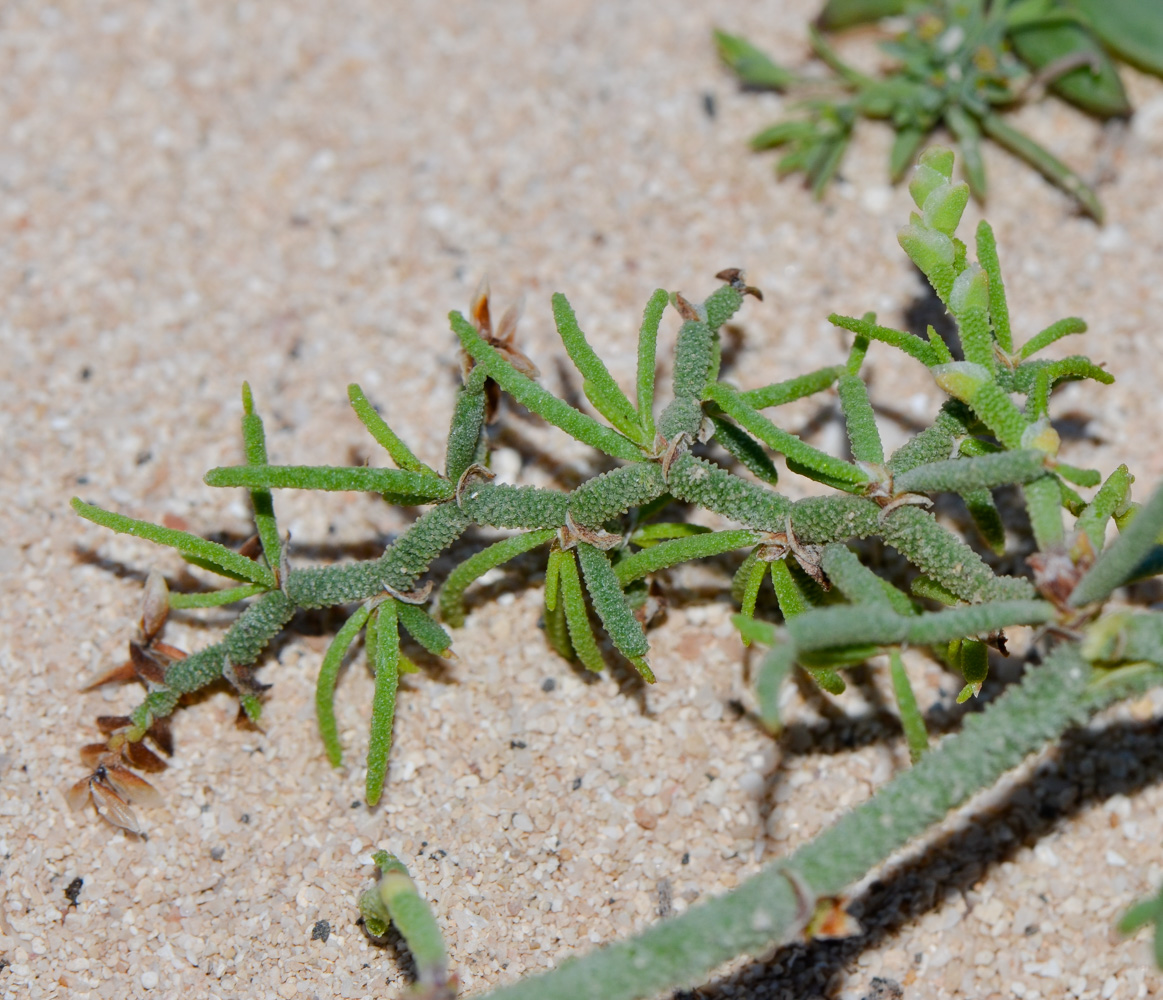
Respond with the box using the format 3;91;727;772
633;805;657;830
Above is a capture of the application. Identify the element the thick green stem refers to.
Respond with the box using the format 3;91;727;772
480;646;1101;1000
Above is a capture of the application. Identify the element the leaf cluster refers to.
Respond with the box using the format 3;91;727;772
717;0;1163;219
72;145;1153;809
70;146;1163;992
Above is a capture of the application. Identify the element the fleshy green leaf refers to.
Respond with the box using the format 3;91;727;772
979;112;1103;222
577;543;653;680
770;558;811;620
71;498;276;587
168;584;268;609
944;106;987;201
740;365;844;409
1009;21;1131;119
317;603;373;767
348;384;437;476
616;529;760;585
365;601;400;806
1018;316;1088;360
240;383;283;574
558;548;605;673
204;464;455;501
704;382;870;490
817;0;905;31
754;639;795;732
445;365;489;482
714;29;796;89
735;552;769;647
975;221;1013;353
890;650;929;762
1071;480;1163;606
1074;464;1133;556
396;602;453;657
893;450;1047;495
636;289;669;437
366;853;451;989
889;125;926;182
552;293;646;444
710;414;780;485
628;522;712;548
836;374;884;465
439;529;556;627
1068;0;1163;76
451;310;642;461
829;314;939;367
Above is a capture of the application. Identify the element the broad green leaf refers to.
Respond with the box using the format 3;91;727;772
1009;22;1131;118
817;0;904;30
1068;0;1163;76
713;30;796;89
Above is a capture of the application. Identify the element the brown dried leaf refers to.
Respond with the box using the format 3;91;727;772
123;741;167;773
89;779;144;835
128;642;167;685
80;660;138;691
101;764;162;808
79;744;111;768
146;716;174;757
65;777;93;813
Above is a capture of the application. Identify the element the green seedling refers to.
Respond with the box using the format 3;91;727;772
717;0;1163;219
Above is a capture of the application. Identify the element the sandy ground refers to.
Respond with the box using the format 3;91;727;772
3;1;1163;998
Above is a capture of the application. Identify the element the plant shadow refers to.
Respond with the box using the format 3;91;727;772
693;710;1163;999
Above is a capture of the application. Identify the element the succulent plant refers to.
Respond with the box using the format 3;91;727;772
717;0;1163;220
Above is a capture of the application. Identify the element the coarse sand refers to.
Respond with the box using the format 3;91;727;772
2;2;1163;998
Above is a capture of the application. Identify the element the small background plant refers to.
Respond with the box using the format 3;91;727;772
716;0;1163;219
